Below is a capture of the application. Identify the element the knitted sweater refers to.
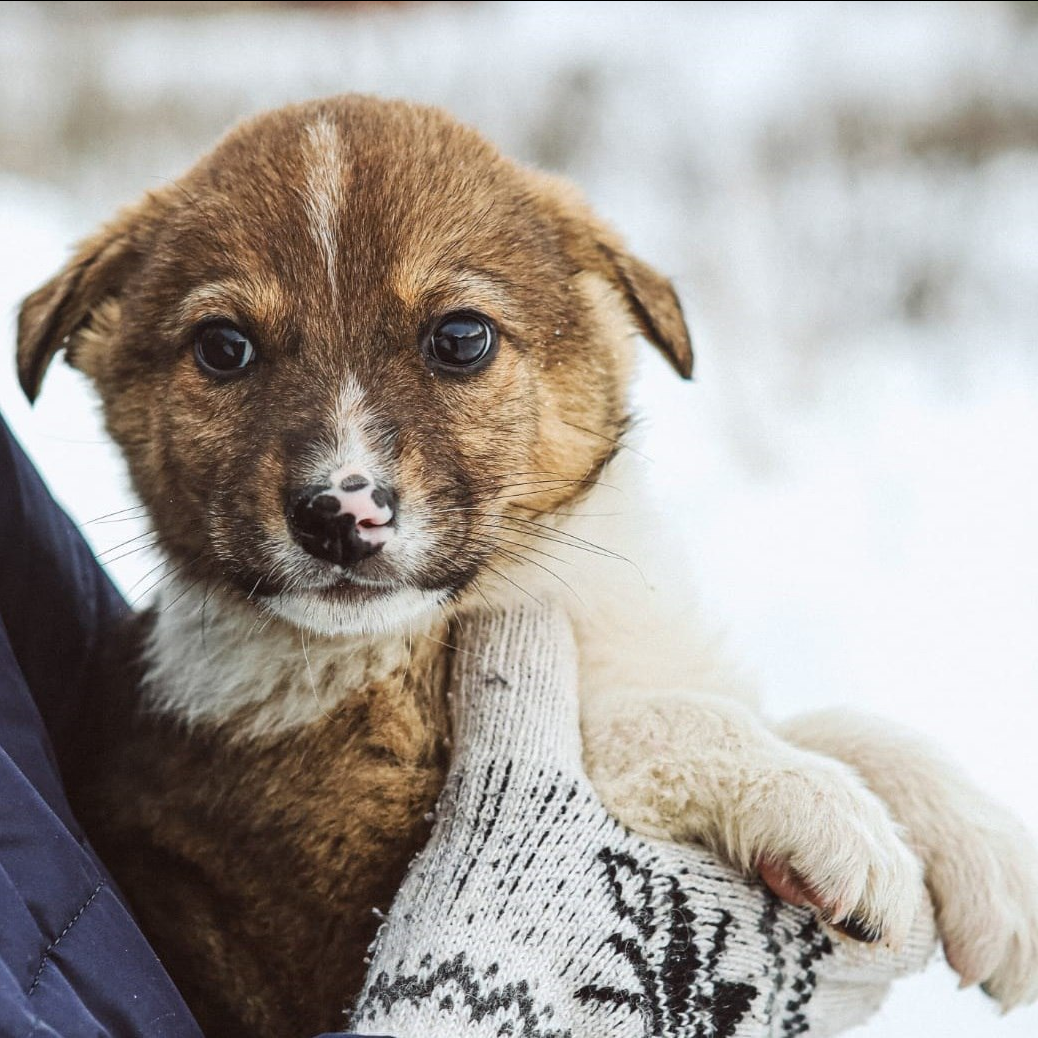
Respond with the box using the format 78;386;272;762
351;602;934;1037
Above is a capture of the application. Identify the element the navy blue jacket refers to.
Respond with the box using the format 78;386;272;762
0;416;360;1038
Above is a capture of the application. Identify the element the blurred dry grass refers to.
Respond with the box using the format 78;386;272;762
7;2;1036;196
3;1;1036;280
0;5;1033;256
1;2;449;195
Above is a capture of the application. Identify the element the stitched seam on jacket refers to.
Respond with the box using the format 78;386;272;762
27;879;107;996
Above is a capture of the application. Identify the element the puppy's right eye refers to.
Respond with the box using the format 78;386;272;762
194;323;257;378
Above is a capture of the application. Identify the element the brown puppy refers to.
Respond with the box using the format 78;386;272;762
18;96;1038;1036
17;97;687;1037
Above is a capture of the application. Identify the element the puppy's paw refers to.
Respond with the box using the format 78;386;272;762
774;708;1038;1009
582;693;924;948
926;800;1038;1009
736;751;925;950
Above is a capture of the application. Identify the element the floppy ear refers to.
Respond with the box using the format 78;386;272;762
531;171;694;380
595;240;693;380
17;192;167;403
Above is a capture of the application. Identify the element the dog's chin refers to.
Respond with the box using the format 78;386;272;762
260;583;448;637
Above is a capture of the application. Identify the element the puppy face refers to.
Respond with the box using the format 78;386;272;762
18;96;691;636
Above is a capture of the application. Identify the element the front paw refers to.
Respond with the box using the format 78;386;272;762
774;708;1038;1009
733;750;926;950
582;695;925;949
927;799;1038;1009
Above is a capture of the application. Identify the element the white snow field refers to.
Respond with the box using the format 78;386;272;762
2;3;1037;1034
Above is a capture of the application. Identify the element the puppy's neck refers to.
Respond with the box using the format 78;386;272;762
141;578;438;739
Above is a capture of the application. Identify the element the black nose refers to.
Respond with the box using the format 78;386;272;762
286;485;394;567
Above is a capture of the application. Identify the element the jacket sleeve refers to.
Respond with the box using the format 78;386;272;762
0;414;205;1037
0;414;128;778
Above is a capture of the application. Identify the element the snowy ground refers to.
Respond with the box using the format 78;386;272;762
2;1;1037;1033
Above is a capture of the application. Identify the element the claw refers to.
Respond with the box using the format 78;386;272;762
758;858;884;944
832;914;882;944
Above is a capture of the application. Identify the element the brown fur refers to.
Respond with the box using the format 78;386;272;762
18;95;691;1036
75;617;450;1038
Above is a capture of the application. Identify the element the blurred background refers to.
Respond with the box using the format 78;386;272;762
2;1;1037;1033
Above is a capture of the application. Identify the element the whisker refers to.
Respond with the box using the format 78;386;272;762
101;539;163;566
253;607;279;637
127;556;174;597
83;504;149;526
479;563;543;607
96;529;158;561
469;476;615;495
468;579;495;612
483;515;647;586
91;515;152;526
200;580;217;658
493;510;628;554
512;505;622;519
560;418;651;462
301;629;336;725
417;628;484;664
476;532;576;569
491;544;585;607
467;467;609;485
486;481;622;505
482;515;629;563
162;574;207;614
393;622;415;702
129;552;203;605
438;502;622;520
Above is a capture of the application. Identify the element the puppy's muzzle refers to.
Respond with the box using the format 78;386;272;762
287;471;397;568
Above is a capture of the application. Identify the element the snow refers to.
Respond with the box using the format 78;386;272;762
2;2;1037;1032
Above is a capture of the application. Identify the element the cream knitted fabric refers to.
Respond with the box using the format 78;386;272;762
351;602;934;1038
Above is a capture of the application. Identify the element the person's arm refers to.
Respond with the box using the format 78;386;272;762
0;415;128;775
351;602;935;1037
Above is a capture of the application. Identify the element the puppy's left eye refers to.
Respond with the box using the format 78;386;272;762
423;312;497;373
194;323;257;378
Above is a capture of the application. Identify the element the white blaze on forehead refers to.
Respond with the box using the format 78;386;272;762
332;376;380;467
303;116;347;304
298;377;383;485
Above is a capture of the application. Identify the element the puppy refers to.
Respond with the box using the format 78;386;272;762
17;96;1038;1037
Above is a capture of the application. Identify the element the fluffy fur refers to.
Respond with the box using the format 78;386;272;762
16;95;1038;1036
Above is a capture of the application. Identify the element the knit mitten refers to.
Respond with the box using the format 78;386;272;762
351;602;934;1038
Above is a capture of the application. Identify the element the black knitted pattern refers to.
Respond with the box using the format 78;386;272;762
354;837;831;1037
